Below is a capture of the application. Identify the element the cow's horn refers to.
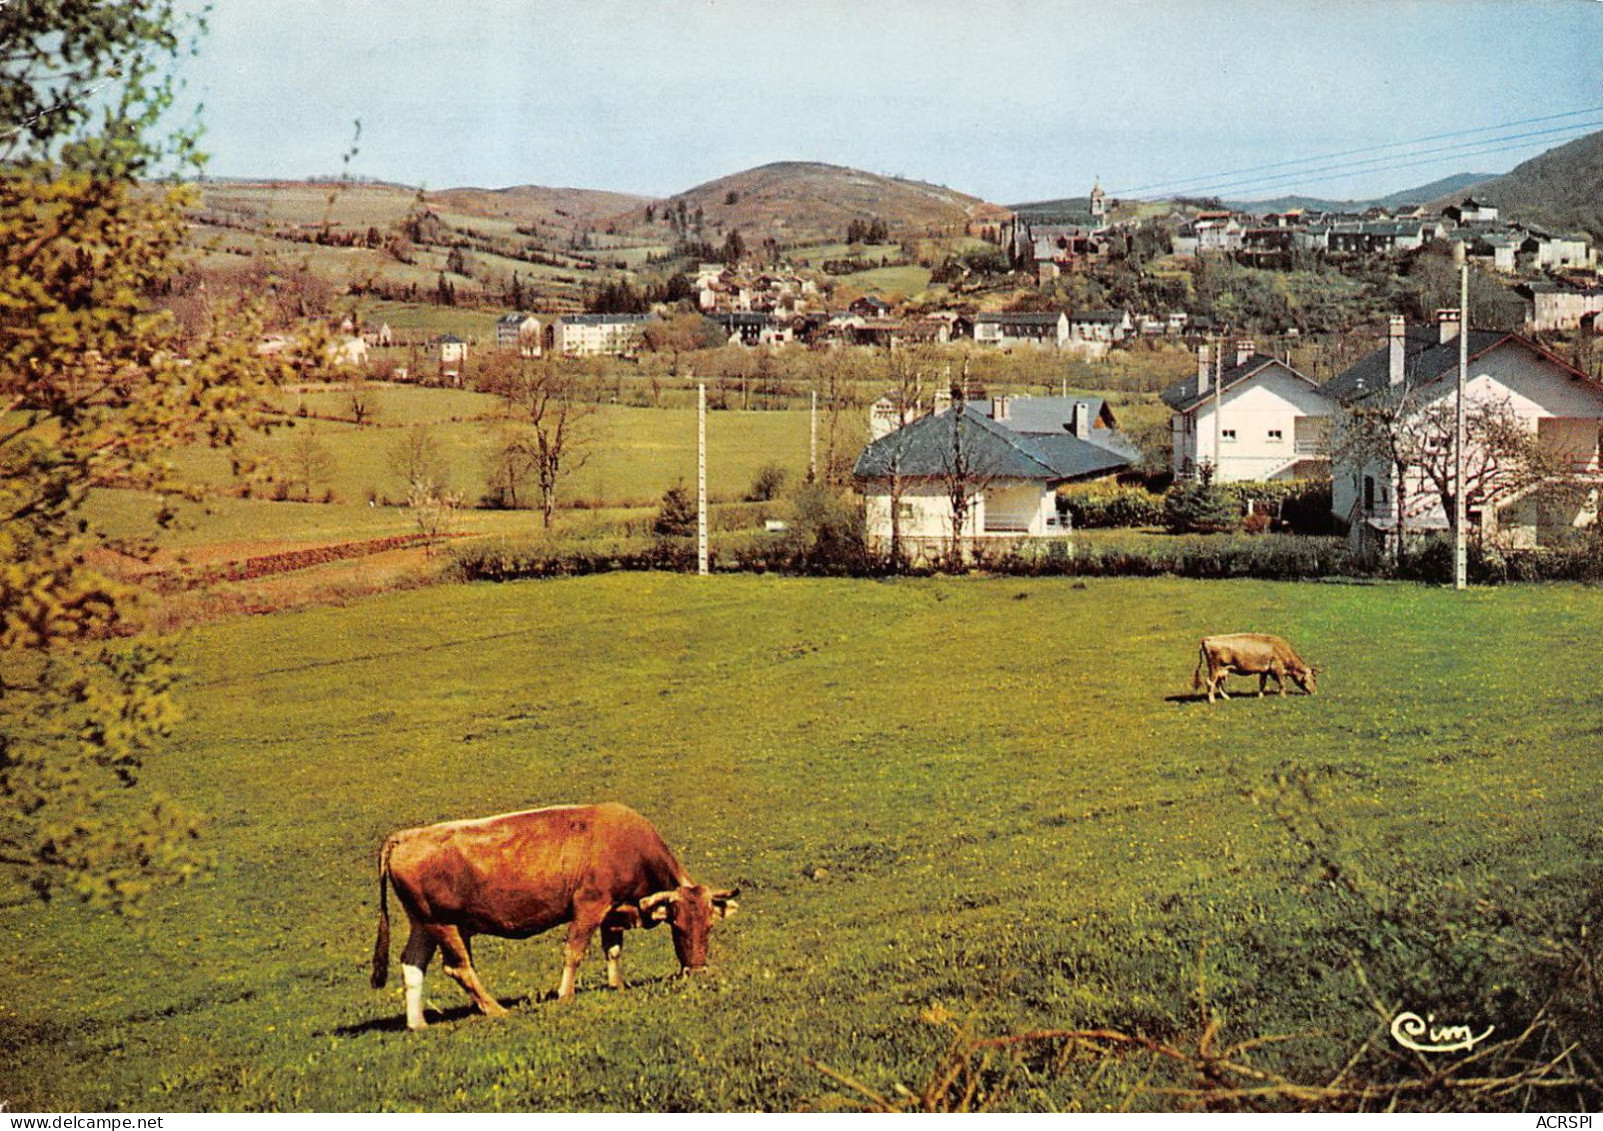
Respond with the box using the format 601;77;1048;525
711;887;739;902
640;890;680;919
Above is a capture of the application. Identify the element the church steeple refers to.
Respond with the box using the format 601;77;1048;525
1090;176;1106;219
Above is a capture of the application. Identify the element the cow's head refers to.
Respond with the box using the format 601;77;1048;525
1294;664;1318;695
640;884;739;974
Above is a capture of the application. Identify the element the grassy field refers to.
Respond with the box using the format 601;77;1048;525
1;575;1598;1111
86;390;816;548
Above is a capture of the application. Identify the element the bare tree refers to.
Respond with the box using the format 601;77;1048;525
482;423;537;510
346;372;380;427
935;368;1006;569
407;482;462;554
480;355;595;527
387;423;451;500
1402;394;1570;542
1335;384;1572;553
282;427;336;502
1331;380;1429;559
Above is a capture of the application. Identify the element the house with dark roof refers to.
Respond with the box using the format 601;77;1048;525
1444;197;1499;225
849;295;894;319
1161;342;1334;482
972;311;1069;350
437;332;468;366
854;398;1136;558
496;312;543;357
1520;281;1603;333
1066;309;1132;358
1325;312;1603;551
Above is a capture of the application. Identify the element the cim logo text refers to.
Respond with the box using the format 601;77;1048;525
1388;1010;1494;1053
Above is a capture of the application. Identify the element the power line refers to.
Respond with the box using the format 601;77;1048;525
1130;121;1602;204
1110;105;1603;199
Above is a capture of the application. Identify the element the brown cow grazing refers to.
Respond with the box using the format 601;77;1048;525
370;802;737;1029
1193;633;1317;703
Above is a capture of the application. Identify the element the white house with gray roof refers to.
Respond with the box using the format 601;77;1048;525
854;398;1137;560
1326;312;1603;551
1161;343;1334;483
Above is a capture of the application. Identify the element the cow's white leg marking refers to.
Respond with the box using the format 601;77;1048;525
605;944;623;989
403;964;427;1030
558;905;605;1001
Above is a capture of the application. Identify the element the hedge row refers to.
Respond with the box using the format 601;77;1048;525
967;534;1358;580
444;529;1603;587
1057;479;1335;535
444;536;699;582
149;533;448;591
1057;485;1165;529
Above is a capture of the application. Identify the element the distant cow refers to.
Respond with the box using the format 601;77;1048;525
370;802;737;1029
1192;633;1317;703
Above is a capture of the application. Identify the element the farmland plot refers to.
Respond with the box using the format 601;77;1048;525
0;576;1598;1111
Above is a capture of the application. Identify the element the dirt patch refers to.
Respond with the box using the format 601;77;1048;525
142;545;447;632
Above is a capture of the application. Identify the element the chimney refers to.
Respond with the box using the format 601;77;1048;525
991;395;1010;422
1388;315;1406;386
1236;339;1255;368
1070;400;1090;438
1436;308;1462;345
1197;345;1211;394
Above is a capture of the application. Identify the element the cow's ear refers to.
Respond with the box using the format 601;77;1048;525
712;888;740;919
641;890;679;922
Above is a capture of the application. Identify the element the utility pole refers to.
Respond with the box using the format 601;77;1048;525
1454;266;1469;590
809;389;817;483
698;381;708;577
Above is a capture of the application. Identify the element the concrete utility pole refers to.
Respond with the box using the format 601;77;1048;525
698;381;708;577
809;389;817;483
1454;265;1469;590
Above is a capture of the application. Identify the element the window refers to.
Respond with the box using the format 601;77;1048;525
897;502;915;521
1268;429;1283;441
1222;428;1237;442
1364;476;1376;510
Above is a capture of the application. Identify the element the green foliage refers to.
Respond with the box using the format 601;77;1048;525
652;480;697;537
0;0;200;176
1;3;287;910
975;532;1354;580
771;483;868;574
1163;480;1240;534
745;463;789;502
1057;484;1165;528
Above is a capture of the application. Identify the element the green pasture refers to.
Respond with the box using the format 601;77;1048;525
87;393;815;546
836;263;933;300
2;576;1598;1110
233;403;812;509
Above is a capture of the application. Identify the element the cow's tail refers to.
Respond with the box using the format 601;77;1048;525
370;836;396;990
1192;641;1207;693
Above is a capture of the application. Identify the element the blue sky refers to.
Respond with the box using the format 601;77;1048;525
177;0;1603;203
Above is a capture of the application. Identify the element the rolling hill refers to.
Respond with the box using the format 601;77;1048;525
629;161;1006;245
1224;172;1497;215
428;184;655;232
1441;129;1603;240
